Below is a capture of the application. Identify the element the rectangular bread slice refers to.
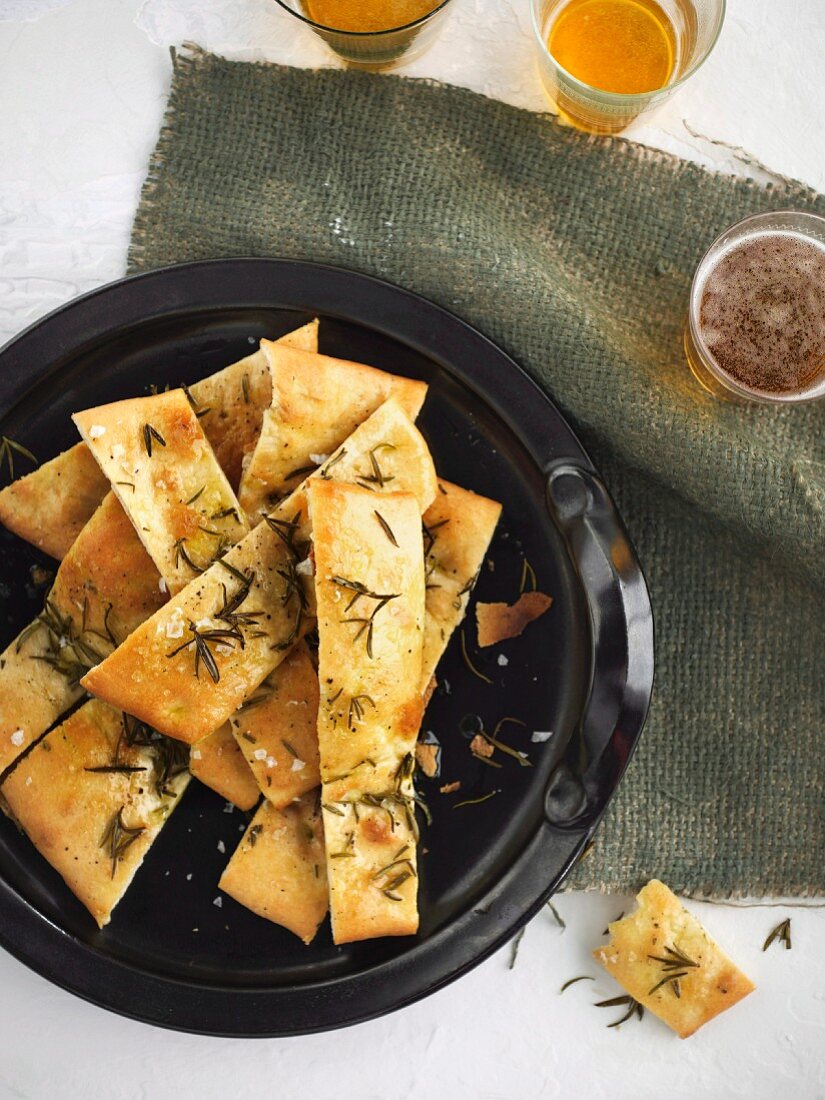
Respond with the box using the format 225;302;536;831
238;342;428;519
1;698;189;927
81;397;437;744
73;389;250;595
219;794;328;945
594;879;756;1038
189;722;260;811
311;480;425;944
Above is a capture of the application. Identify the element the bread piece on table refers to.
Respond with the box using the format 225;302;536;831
219;794;328;945
0;442;109;561
1;698;189;928
230;642;321;809
312;480;425;943
238;342;428;518
73;389;250;595
421;480;502;691
81;397;436;744
594;879;756;1039
0;322;318;558
189;722;260;811
0;492;167;777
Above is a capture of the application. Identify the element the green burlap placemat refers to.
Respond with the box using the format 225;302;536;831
128;48;825;898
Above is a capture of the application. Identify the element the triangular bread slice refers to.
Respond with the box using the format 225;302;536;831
311;481;425;944
189;722;260;811
238;343;428;518
0;492;166;777
1;698;189;927
219;794;328;945
0;321;318;560
74;389;250;594
229;642;321;809
81;398;437;744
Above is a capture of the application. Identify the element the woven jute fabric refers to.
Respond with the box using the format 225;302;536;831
129;48;825;897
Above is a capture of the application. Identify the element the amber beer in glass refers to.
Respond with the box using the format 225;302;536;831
685;211;825;405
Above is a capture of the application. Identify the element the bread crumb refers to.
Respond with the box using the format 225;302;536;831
440;780;461;794
469;735;494;758
415;742;439;777
476;591;553;647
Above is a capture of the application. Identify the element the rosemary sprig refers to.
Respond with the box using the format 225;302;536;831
520;557;537;594
647;943;699;998
357;443;396;489
241;373;251;404
319;450;346;479
166;621;242;683
546;901;565;928
0;436;37;481
477;717;532;768
185;485;206;506
100;807;144;879
422;518;449;559
142;422;167;457
332;576;400;659
595;995;644;1028
453;790;498;809
560;976;594;993
284;464;318;482
85;764;147;774
264;511;305;559
348;693;376;730
173;537;206;574
182;383;212;419
508;927;526;969
763;918;792;951
374;510;398;547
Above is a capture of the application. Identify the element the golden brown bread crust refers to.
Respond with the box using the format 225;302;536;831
73;389;250;595
421;480;502;690
81;398;436;744
1;698;189;927
189;723;260;811
0;442;108;561
219;794;328;944
476;590;553;647
312;481;425;943
0;323;318;559
238;342;428;518
594;879;756;1039
230;643;321;808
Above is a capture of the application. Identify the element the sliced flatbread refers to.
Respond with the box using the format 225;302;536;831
421;480;502;691
594;879;756;1039
81;397;437;744
238;342;428;518
230;643;321;809
0;442;109;561
1;698;189;927
73;388;250;594
0;322;318;559
189;723;260;811
312;480;425;943
219;794;328;945
0;492;167;777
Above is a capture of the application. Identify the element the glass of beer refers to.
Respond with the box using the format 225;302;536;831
684;211;825;404
273;0;454;70
531;0;725;134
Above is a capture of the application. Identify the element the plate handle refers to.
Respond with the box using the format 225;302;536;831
542;463;654;831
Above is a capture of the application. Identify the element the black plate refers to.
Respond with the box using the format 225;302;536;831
0;260;653;1036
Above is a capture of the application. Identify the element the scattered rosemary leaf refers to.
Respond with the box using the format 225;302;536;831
508;927;525;970
0;436;37;481
241;373;251;404
281;738;298;758
84;765;147;774
284;464;318;481
520;557;537;594
99;806;144;879
763;917;792;951
546;901;565;929
560;976;594;993
115;480;136;492
248;824;263;848
595;995;644;1028
453;790;498;809
374;510;399;547
185;485;206;506
460;629;492;684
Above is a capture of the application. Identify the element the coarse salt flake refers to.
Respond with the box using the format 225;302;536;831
159;577;169;595
295;557;314;576
192;749;202;760
497;654;509;666
223;802;235;814
310;453;330;465
531;730;554;743
112;443;125;459
291;758;306;772
88;425;106;439
253;748;267;761
10;729;24;746
166;615;185;640
213;896;223;908
266;756;277;769
195;618;212;630
217;840;226;854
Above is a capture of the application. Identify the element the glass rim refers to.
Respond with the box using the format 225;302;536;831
529;0;726;105
687;208;825;404
272;0;453;37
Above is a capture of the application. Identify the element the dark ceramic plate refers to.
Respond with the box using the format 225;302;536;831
0;260;653;1036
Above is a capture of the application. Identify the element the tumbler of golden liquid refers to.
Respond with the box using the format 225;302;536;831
531;0;725;134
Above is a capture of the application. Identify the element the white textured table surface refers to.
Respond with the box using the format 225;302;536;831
0;2;823;1097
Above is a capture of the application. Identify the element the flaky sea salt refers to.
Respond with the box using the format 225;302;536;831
166;614;185;640
309;453;330;465
159;577;168;595
497;654;509;666
291;758;306;772
266;756;277;769
295;558;314;576
10;729;24;746
192;748;202;760
213;896;222;908
88;425;106;439
253;748;267;761
217;840;225;854
531;730;553;743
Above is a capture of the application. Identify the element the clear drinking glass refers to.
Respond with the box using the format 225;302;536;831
273;0;454;70
684;210;825;405
530;0;725;134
